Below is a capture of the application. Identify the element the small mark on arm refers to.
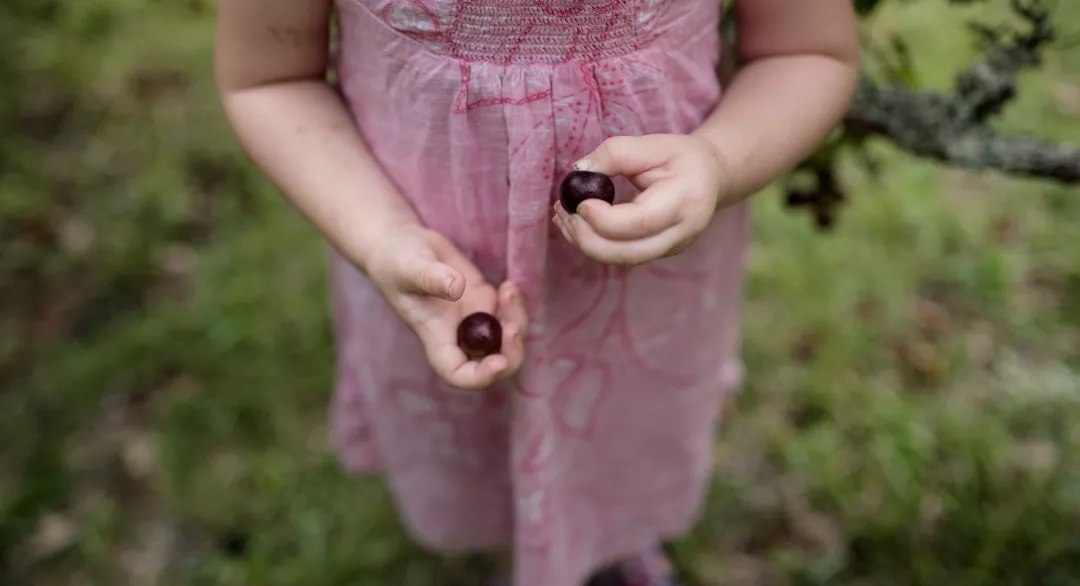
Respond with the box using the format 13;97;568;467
267;25;324;48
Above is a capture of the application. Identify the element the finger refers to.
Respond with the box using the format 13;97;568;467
429;343;509;391
426;230;487;284
398;257;465;301
573;187;680;240
566;218;684;266
458;353;511;389
573;135;676;178
495;282;528;376
457;279;499;317
496;321;524;378
553;212;578;247
497;281;529;330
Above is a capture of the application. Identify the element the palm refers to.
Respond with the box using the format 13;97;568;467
368;227;527;390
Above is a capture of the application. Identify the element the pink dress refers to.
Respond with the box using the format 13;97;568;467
328;0;748;582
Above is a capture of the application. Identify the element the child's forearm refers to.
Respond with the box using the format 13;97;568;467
220;80;419;269
692;0;860;204
693;53;858;204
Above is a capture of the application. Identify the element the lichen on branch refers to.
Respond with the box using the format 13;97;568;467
845;0;1080;184
720;0;1079;229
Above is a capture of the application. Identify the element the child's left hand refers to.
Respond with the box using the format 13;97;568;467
553;134;726;266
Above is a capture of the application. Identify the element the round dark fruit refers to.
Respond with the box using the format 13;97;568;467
456;312;502;359
559;170;615;214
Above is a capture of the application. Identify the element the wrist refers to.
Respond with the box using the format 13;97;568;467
688;129;743;207
331;205;422;273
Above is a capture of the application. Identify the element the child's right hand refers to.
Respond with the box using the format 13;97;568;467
363;225;528;390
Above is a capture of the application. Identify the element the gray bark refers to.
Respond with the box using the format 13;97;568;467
724;0;1080;185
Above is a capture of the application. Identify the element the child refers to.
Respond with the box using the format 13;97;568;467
213;0;858;583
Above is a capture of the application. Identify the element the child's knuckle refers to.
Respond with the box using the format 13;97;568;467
633;214;651;234
601;136;630;159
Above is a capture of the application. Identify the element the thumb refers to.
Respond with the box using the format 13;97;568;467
399;257;465;301
573;135;671;178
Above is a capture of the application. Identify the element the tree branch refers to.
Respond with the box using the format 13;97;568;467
720;0;1080;185
847;77;1080;182
843;0;1080;183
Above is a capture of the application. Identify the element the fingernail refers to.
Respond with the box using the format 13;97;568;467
444;276;455;298
573;158;591;171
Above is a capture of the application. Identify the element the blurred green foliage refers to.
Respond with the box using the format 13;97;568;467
1;0;1079;585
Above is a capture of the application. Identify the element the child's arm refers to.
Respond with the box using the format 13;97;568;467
215;0;528;390
691;0;860;200
553;0;859;266
214;0;418;268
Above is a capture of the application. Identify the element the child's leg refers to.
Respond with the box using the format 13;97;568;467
585;546;679;586
492;549;513;584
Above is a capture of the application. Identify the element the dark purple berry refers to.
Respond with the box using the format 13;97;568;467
456;312;502;359
560;170;615;214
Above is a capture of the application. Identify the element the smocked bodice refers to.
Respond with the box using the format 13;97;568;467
338;0;708;64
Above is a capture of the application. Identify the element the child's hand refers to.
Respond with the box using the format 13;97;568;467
364;225;528;390
553;134;726;266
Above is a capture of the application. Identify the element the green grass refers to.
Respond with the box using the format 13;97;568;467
2;0;1079;584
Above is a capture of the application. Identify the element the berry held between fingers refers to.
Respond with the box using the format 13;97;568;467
560;170;615;214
